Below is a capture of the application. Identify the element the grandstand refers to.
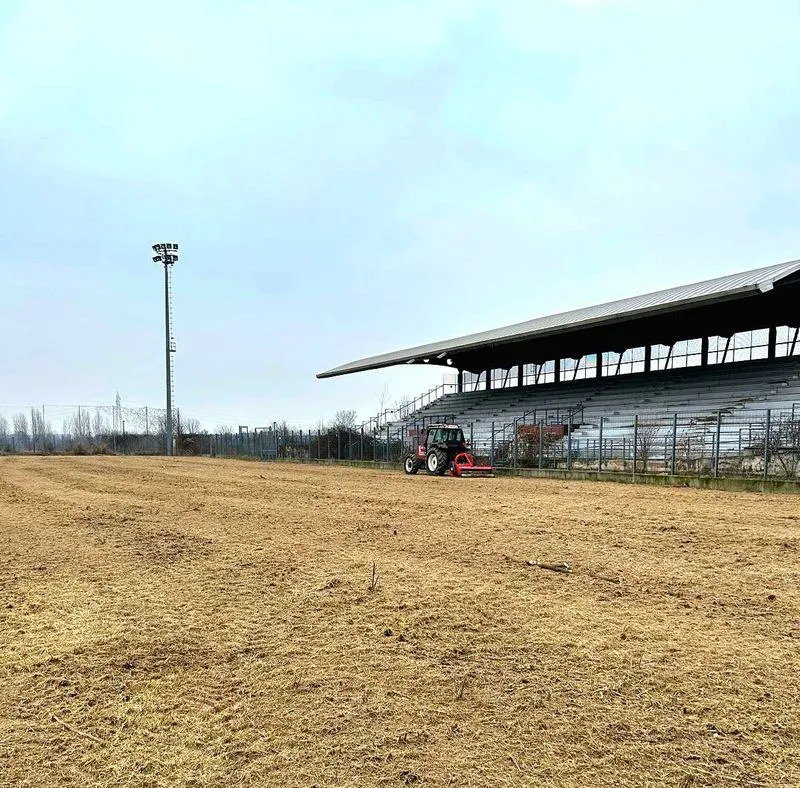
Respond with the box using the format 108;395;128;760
318;261;800;474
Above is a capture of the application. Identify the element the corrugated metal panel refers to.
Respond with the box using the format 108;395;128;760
317;260;800;378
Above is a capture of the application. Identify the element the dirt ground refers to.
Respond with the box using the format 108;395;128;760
0;456;798;788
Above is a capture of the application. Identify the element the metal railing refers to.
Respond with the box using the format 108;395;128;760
358;382;457;434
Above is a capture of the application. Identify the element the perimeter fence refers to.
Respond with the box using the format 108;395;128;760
3;402;800;480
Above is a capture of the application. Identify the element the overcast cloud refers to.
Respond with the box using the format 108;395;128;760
2;0;800;426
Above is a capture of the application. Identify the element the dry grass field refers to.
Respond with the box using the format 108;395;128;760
0;456;798;788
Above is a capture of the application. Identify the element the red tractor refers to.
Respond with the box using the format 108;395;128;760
403;423;493;477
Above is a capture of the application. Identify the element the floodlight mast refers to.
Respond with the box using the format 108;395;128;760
152;242;179;455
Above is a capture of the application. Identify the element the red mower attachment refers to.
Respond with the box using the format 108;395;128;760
450;452;494;478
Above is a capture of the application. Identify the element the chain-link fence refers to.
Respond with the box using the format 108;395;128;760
480;406;800;479
199;405;800;481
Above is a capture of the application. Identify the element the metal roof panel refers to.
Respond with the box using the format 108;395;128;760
317;260;800;378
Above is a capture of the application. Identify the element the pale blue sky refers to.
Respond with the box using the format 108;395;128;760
2;0;800;427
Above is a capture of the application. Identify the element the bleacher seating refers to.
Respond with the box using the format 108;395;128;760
390;357;800;451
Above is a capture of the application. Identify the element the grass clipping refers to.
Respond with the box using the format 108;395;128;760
0;455;798;787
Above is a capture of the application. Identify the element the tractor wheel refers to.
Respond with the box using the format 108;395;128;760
403;455;419;475
426;448;448;475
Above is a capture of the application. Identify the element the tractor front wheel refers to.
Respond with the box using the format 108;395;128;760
403;455;420;475
426;448;448;475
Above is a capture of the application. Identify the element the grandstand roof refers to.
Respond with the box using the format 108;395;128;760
318;260;800;378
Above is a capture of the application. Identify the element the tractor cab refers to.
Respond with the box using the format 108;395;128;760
420;425;466;457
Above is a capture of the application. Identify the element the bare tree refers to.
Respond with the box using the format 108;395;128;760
92;410;106;439
30;408;46;452
13;412;29;450
635;423;663;473
754;415;800;478
394;395;414;419
0;415;8;446
182;417;202;434
334;409;357;431
175;411;203;455
70;408;91;441
376;385;390;427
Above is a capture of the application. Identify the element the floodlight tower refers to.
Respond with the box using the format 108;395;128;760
152;242;179;455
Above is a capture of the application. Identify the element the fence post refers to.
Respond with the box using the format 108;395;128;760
598;416;604;472
513;423;518;468
360;426;364;461
713;411;721;478
764;408;771;481
567;413;573;471
491;422;495;467
632;415;638;476
738;428;742;475
671;413;678;475
538;420;544;469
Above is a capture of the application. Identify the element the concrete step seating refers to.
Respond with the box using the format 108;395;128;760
390;357;800;451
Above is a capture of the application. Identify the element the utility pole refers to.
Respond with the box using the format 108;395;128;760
151;243;179;455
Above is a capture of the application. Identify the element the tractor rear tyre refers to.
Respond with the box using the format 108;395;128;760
403;455;420;475
426;448;448;475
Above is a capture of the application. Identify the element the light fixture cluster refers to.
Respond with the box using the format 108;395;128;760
152;242;179;265
406;353;454;366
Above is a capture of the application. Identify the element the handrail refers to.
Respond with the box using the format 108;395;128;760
489;404;585;445
358;382;457;433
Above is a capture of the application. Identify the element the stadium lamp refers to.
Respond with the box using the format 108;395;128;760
406;359;416;364
152;241;179;456
446;358;453;366
423;358;429;363
436;352;447;359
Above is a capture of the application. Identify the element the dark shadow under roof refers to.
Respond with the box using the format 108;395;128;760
317;260;800;378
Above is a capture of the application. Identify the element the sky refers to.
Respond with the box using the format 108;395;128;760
2;0;800;429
